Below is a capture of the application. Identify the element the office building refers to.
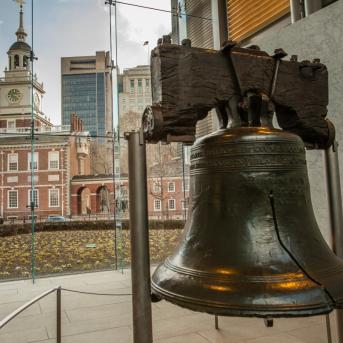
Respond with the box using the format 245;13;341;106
61;52;113;137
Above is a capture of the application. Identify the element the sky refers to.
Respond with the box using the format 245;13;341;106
0;0;171;125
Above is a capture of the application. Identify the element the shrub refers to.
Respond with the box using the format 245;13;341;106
0;219;185;237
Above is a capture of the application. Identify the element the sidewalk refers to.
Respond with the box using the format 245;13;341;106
0;269;338;343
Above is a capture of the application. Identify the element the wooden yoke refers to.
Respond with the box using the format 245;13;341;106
142;38;334;149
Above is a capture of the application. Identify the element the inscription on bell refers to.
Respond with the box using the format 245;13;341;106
191;143;304;161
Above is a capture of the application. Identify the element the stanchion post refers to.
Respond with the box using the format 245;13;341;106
214;315;219;330
56;286;62;343
126;129;153;343
324;141;343;343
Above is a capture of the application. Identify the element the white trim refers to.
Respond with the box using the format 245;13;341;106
7;189;18;209
1;183;64;189
71;179;114;185
2;169;66;174
7;119;16;129
168;181;175;193
49;188;60;207
168;198;176;211
28;188;39;208
7;153;18;171
27;152;39;171
48;151;59;170
154;199;162;211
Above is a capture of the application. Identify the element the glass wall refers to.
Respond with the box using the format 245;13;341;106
0;0;191;282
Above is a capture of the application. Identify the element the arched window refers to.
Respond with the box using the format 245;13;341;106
14;55;20;68
23;56;28;68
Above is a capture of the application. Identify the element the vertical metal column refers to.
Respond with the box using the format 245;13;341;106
324;141;343;343
127;129;153;343
56;287;62;343
290;0;303;23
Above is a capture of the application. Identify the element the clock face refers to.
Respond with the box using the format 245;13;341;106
34;93;40;110
7;89;22;104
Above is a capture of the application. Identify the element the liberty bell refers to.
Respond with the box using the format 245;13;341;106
151;122;343;317
145;42;343;318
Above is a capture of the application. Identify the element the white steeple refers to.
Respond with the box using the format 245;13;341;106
7;0;31;71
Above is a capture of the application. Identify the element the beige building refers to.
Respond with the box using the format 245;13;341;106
118;65;179;175
118;65;152;130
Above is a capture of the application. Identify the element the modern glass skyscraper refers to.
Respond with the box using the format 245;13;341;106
61;52;112;137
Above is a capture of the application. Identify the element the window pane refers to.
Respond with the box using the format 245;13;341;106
28;152;38;170
49;189;59;207
168;199;175;210
8;190;18;208
49;151;59;169
8;153;18;171
29;189;39;208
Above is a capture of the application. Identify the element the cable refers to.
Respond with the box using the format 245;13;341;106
105;0;212;21
30;0;36;284
61;288;131;296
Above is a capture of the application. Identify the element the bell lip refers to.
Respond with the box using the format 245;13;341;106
151;282;334;318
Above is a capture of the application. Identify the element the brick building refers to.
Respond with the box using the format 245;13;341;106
0;115;90;221
70;174;115;218
0;4;91;221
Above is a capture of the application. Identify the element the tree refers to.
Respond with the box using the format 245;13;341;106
90;139;113;175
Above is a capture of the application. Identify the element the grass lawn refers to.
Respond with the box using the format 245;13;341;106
0;229;183;280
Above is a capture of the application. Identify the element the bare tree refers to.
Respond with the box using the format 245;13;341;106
90;139;113;175
148;142;178;221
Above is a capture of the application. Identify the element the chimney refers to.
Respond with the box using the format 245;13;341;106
70;113;76;132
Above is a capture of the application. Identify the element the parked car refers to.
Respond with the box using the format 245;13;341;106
45;215;66;223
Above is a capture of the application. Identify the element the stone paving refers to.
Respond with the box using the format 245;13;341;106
0;269;339;343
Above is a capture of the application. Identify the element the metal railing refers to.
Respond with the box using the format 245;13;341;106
0;287;61;341
0;284;334;343
0;286;131;343
0;125;71;135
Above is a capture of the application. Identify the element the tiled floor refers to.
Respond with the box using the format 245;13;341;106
0;270;338;342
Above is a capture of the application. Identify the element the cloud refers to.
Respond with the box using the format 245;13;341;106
0;20;3;25
0;0;171;124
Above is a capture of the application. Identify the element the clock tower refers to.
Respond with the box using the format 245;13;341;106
0;0;50;129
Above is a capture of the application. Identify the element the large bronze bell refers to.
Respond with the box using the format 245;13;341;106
152;126;343;317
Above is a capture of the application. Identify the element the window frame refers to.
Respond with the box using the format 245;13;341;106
168;198;176;211
28;188;39;208
49;188;60;207
168;181;175;193
130;79;135;94
7;153;18;171
27;152;38;171
7;119;16;129
154;199;162;211
48;151;60;170
153;181;161;193
8;190;18;209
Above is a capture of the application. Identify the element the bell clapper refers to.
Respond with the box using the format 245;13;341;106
264;318;274;328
